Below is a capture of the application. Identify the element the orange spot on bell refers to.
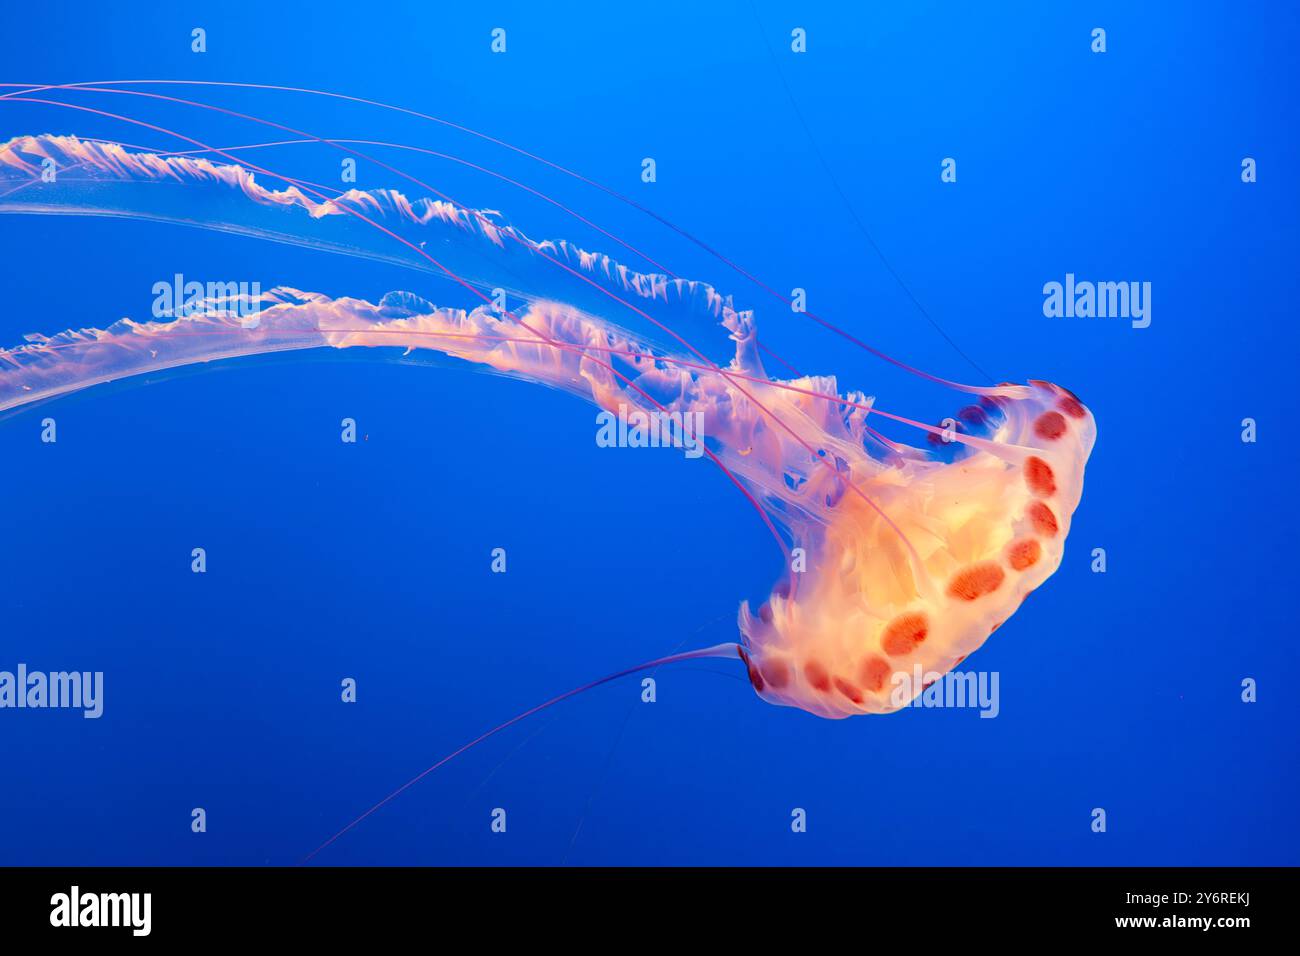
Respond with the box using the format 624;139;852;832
859;656;893;694
804;660;831;692
1007;538;1042;570
1024;456;1057;497
738;647;764;692
1033;410;1067;441
881;612;929;657
947;561;1006;601
1059;395;1087;419
833;677;864;704
1028;501;1058;537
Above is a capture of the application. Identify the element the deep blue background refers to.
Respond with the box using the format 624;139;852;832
1;1;1296;865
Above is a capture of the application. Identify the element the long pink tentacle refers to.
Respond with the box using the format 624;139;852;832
300;642;743;864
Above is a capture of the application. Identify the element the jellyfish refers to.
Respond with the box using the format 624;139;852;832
0;129;1095;854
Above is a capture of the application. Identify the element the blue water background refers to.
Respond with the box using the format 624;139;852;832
0;1;1295;864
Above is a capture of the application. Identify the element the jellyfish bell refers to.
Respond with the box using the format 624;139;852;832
738;380;1095;719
